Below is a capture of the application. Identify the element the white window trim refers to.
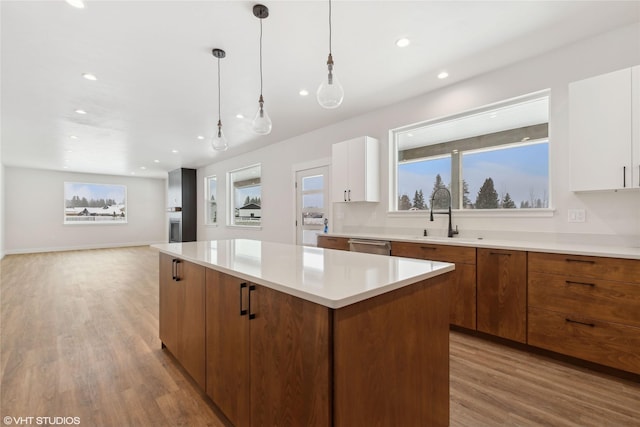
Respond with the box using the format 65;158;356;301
389;90;551;215
204;174;218;227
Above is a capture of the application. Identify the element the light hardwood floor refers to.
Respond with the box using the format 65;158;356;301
1;246;639;426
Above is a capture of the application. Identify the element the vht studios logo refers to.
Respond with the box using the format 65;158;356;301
3;416;81;425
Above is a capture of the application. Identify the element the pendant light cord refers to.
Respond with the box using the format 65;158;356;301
259;18;263;97
217;57;221;122
328;0;332;54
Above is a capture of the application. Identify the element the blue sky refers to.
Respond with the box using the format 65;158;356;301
64;182;126;204
398;143;549;207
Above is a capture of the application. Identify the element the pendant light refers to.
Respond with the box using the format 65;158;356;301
252;4;272;135
317;0;344;109
211;48;228;151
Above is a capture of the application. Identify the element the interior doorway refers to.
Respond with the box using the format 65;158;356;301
295;166;329;246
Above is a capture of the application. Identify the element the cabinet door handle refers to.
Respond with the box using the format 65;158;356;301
173;259;182;281
623;166;626;188
343;190;347;202
248;285;256;320
565;258;595;265
240;282;248;316
565;280;595;288
565;318;595;328
490;252;511;256
419;246;437;250
348;189;351;201
171;259;177;281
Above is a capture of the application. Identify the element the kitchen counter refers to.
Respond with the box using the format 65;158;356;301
323;232;640;260
152;239;454;308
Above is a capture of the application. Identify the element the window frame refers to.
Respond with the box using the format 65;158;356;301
204;175;218;226
63;182;127;225
389;90;553;218
227;163;262;228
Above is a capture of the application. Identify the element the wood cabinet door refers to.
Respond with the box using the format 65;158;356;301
250;285;331;427
177;259;206;390
159;253;178;354
205;270;250;427
477;248;527;343
450;263;476;330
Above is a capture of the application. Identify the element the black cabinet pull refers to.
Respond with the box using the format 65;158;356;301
565;258;595;265
248;285;256;320
420;246;437;250
565;280;595;288
172;259;181;281
171;259;176;281
240;282;248;316
565;318;595;328
623;166;626;188
343;190;347;202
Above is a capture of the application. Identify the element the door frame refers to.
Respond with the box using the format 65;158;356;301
291;158;331;245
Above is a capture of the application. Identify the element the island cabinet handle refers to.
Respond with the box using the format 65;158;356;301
565;258;595;265
172;259;182;282
171;259;177;280
419;246;437;251
565;318;595;328
565;280;595;288
240;283;248;316
248;285;256;320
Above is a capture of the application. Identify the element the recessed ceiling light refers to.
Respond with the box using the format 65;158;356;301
197;135;205;140
395;38;411;48
63;165;69;169
299;89;309;96
140;166;147;170
65;0;85;9
407;133;413;137
74;109;87;115
70;135;78;139
171;149;179;154
131;172;136;175
236;113;244;119
65;150;73;153
489;113;497;119
82;73;97;81
437;71;449;80
154;159;160;163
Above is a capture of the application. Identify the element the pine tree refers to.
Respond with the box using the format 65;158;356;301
413;190;426;210
462;180;472;209
430;174;449;210
475;178;499;209
398;194;412;210
502;192;516;209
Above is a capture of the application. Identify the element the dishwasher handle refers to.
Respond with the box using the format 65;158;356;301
348;239;390;247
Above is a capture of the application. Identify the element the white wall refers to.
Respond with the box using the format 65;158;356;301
1;163;5;259
4;167;167;253
199;23;640;247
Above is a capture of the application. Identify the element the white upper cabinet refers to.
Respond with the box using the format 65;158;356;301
331;136;379;203
569;66;640;191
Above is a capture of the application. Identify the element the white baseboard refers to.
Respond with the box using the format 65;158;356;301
4;240;167;255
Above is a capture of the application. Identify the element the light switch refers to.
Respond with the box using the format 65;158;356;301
568;209;586;223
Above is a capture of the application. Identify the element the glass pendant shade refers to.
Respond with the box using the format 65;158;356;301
252;96;272;135
317;56;344;109
212;121;228;151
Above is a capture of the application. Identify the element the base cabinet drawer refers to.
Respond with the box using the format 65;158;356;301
317;236;350;251
528;307;640;375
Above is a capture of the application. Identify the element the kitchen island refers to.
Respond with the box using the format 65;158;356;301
153;239;455;427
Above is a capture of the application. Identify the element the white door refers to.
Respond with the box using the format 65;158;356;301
296;166;329;246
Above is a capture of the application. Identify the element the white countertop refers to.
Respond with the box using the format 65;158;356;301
325;233;640;260
152;239;455;309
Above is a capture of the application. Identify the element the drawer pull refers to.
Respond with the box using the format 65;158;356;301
490;252;511;256
565;280;595;288
420;246;437;250
565;318;595;328
565;258;595;265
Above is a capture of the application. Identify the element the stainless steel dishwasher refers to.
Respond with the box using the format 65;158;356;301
348;239;391;255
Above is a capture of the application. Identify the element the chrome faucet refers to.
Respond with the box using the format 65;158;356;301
430;187;459;238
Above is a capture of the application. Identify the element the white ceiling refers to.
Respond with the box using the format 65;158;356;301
2;0;638;179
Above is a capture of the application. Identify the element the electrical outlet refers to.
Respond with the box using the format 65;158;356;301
568;209;586;223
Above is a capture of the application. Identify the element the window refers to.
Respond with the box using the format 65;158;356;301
205;175;218;225
64;182;127;224
392;91;549;212
228;164;261;227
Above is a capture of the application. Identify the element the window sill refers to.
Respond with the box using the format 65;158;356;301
387;208;555;219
